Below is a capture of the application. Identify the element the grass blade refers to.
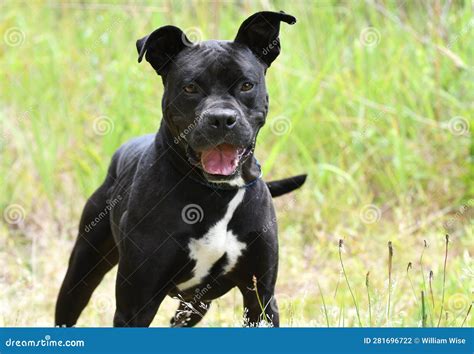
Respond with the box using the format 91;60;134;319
406;262;418;304
421;291;427;327
317;280;330;327
251;275;269;326
419;240;433;325
460;303;472;327
338;239;363;327
437;235;449;327
366;271;372;327
387;241;393;323
429;270;435;310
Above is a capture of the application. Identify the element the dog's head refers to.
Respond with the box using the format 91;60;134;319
137;11;296;183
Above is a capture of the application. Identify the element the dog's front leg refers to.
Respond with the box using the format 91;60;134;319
112;233;179;327
113;258;171;327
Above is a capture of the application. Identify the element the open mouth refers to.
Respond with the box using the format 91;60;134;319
187;143;253;177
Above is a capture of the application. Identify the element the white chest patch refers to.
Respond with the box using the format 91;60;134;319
177;189;246;290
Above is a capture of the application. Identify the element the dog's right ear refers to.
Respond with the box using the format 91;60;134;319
136;25;191;76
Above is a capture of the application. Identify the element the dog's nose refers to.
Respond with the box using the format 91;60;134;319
206;109;238;130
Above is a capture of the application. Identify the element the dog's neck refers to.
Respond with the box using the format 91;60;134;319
155;121;262;190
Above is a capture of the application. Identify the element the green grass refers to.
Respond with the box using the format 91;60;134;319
0;0;472;327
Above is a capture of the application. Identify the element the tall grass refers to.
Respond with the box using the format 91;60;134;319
406;263;417;304
365;272;372;327
387;241;393;323
421;291;427;328
338;240;362;326
317;280;330;327
437;235;449;327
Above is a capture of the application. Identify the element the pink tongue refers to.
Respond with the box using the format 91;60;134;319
201;144;239;176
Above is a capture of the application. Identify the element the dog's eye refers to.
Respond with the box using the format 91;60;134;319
240;82;254;92
183;84;198;94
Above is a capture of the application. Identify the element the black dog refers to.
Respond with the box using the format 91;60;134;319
56;11;305;327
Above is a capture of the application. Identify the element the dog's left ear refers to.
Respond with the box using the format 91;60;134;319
136;25;191;76
234;11;296;68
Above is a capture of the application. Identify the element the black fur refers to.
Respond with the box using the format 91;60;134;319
266;174;307;198
56;11;304;328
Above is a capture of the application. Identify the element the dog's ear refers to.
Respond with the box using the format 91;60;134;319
234;11;296;68
136;25;191;76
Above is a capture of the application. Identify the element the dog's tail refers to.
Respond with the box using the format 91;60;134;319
266;174;307;198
